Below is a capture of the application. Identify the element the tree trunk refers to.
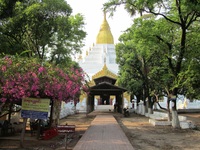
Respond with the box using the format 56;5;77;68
148;96;153;114
49;100;54;127
171;110;180;128
135;95;141;114
153;102;157;110
8;103;13;123
52;100;61;127
148;107;153;114
36;119;41;139
74;100;77;113
20;118;27;148
171;99;180;128
143;99;147;114
142;103;146;115
167;98;171;121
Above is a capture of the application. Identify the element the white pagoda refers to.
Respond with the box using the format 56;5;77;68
78;12;119;79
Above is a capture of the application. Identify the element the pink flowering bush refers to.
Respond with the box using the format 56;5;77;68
0;56;88;103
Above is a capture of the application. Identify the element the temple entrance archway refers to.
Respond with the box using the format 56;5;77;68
86;76;127;113
101;93;110;105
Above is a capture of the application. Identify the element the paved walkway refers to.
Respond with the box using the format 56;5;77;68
73;114;134;150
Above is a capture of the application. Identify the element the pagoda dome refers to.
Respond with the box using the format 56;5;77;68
96;12;114;44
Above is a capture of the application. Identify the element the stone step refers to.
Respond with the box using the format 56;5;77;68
95;105;114;111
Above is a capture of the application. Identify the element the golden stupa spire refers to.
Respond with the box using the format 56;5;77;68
96;11;114;44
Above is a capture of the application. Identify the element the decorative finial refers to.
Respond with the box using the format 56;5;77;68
103;11;106;20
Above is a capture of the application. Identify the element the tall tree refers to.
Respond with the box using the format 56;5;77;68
104;0;200;128
116;15;167;114
0;0;86;63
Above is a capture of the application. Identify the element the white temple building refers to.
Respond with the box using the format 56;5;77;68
78;12;119;79
70;12;132;114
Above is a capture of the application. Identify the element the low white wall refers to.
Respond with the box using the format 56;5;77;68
59;101;75;119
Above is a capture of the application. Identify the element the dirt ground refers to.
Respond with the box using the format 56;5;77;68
117;113;200;150
0;112;200;150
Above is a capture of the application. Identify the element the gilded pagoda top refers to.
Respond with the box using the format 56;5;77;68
96;12;114;44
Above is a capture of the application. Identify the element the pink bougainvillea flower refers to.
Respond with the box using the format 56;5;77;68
0;56;87;104
1;65;6;72
38;66;45;73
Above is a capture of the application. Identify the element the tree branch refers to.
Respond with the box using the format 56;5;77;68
155;35;175;73
156;102;167;111
186;11;198;29
146;9;182;26
176;0;185;25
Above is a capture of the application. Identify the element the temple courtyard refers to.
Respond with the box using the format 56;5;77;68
0;112;200;150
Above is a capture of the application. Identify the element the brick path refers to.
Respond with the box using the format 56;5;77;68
73;115;134;150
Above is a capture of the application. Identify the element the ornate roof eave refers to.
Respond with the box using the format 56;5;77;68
92;64;117;80
90;82;127;92
89;64;118;86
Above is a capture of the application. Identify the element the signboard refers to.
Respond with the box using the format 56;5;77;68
21;98;50;119
21;110;48;120
57;125;76;133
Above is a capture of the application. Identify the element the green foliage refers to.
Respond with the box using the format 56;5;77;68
0;0;21;19
104;0;200;100
178;60;200;99
0;0;86;64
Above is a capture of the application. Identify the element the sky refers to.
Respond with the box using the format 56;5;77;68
66;0;133;51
